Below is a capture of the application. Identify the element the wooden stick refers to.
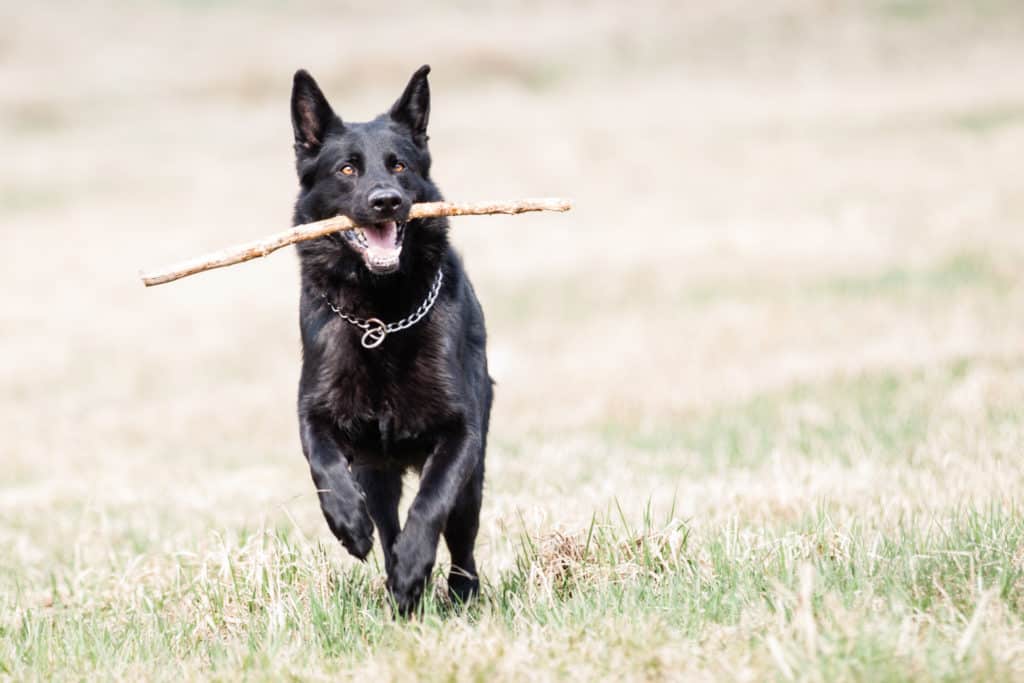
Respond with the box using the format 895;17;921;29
140;198;572;287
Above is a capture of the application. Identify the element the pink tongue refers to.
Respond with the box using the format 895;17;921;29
364;221;397;250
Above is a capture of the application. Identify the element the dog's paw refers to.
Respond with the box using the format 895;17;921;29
386;528;437;616
447;570;479;605
322;496;374;560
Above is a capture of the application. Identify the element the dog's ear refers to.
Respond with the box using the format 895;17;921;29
291;69;338;153
389;64;430;146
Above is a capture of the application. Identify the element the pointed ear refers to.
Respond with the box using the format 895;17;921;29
291;69;337;152
389;64;431;145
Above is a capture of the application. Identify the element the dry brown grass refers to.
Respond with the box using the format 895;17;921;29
2;1;1024;679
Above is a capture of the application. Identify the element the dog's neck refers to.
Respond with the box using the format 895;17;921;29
304;236;447;322
342;264;439;310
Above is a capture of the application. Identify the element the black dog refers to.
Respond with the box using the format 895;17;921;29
290;65;492;615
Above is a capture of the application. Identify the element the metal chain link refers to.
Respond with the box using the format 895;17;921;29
320;268;444;349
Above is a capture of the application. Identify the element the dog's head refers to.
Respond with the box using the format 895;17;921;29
291;65;439;276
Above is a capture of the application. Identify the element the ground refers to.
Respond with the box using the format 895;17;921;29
2;1;1024;680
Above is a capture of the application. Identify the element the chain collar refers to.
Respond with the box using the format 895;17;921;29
319;269;444;349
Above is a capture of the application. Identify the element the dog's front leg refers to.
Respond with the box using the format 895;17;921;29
299;413;374;560
388;422;480;615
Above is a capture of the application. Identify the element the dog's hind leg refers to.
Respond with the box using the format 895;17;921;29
353;466;403;573
443;459;484;604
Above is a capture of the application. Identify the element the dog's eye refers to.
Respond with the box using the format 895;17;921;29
391;161;406;173
338;165;356;176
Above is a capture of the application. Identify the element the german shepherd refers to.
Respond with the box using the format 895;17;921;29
290;65;492;615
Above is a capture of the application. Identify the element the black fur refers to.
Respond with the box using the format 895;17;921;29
291;65;493;615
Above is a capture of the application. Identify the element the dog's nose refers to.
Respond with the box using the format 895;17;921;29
368;189;403;216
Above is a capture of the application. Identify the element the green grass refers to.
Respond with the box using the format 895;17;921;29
496;251;1005;327
950;104;1024;135
876;0;942;21
815;253;1004;298
4;359;1024;680
601;362;971;472
0;186;65;216
876;0;1022;22
2;508;1021;680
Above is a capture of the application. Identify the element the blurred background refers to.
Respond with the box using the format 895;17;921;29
2;0;1024;604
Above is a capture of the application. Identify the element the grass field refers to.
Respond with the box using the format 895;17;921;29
3;1;1024;680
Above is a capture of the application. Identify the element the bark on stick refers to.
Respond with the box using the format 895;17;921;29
140;198;572;287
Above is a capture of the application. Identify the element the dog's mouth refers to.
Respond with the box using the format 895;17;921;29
341;220;406;274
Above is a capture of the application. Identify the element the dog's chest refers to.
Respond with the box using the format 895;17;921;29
340;382;450;468
320;336;458;464
347;401;436;468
